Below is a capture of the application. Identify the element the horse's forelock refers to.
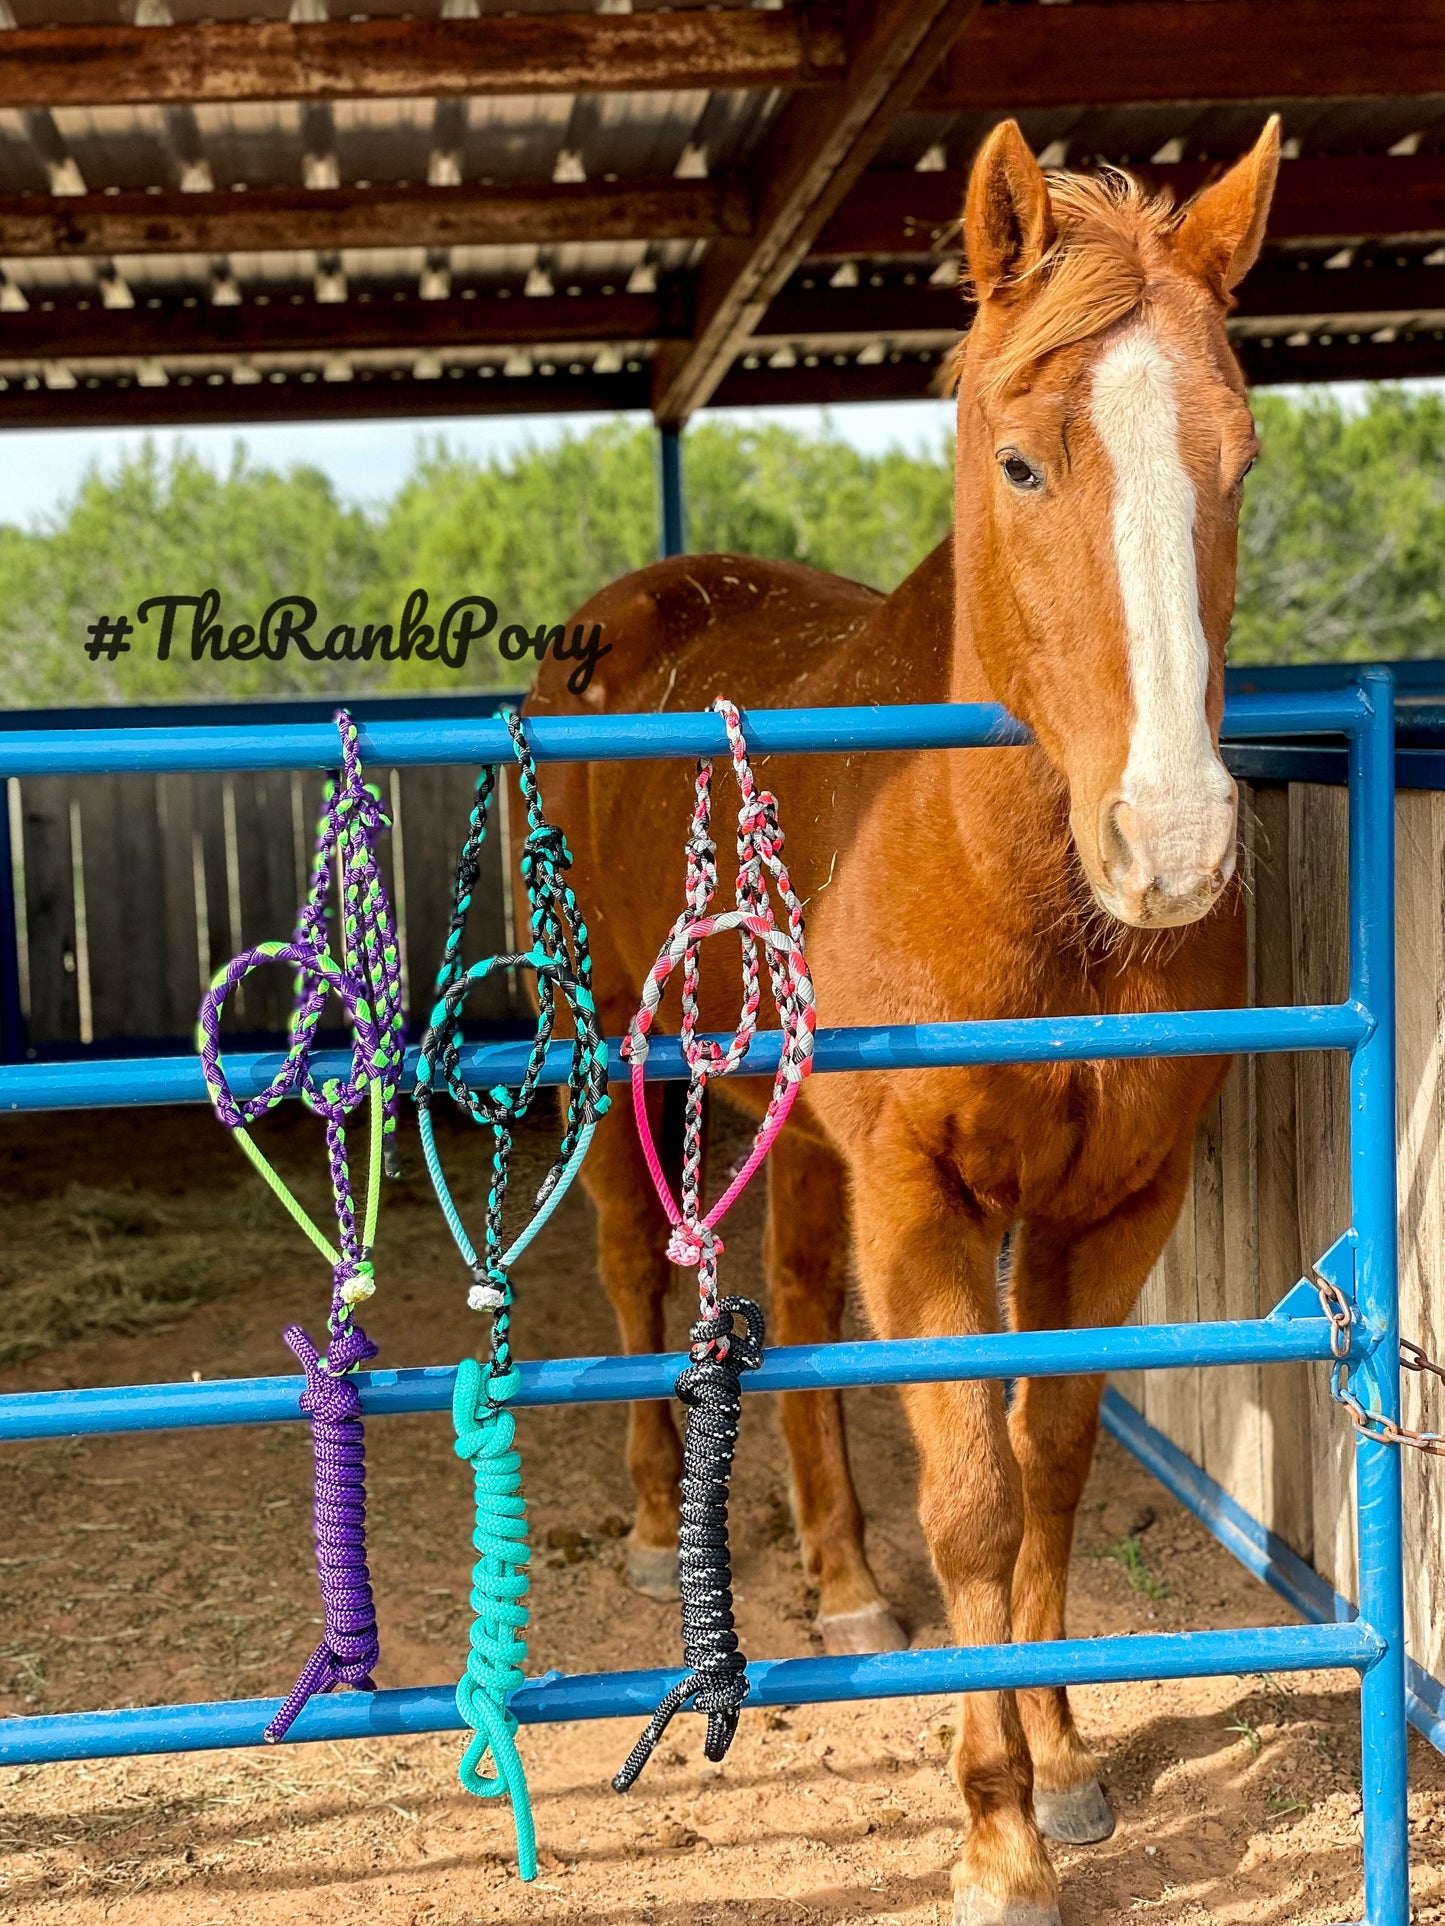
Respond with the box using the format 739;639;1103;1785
954;170;1182;400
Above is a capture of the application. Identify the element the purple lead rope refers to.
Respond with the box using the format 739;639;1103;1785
196;710;405;1745
265;1320;380;1741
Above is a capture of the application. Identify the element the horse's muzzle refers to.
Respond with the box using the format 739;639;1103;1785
1096;781;1238;929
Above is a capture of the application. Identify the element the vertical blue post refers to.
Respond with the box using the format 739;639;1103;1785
658;425;685;559
0;777;24;1064
1350;667;1408;1926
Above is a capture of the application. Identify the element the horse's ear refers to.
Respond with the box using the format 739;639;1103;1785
1173;116;1280;298
964;120;1056;298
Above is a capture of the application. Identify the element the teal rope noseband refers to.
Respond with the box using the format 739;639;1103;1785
413;711;608;1880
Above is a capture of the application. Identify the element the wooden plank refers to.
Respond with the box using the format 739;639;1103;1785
17;777;79;1047
818;156;1445;258
7;254;1432;375
1192;1092;1231;1482
192;771;234;988
397;764;515;1025
651;0;984;421
0;332;1436;439
1141;1133;1203;1467
156;773;202;1036
231;769;301;1032
763;262;1445;345
1290;782;1357;1606
115;777;171;1040
73;775;127;1044
1199;799;1265;1525
0;289;675;364
0;10;845;110
0;179;750;262
1394;791;1445;1688
920;0;1445;111
1251;783;1314;1563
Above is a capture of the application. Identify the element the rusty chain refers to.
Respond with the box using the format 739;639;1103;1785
1315;1278;1445;1456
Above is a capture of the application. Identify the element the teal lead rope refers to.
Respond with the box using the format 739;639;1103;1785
414;711;608;1879
451;1355;534;1872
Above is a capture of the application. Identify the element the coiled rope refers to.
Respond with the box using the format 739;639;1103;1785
413;710;609;1880
197;711;405;1743
612;697;816;1794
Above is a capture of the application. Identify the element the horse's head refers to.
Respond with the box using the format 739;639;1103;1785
954;119;1278;930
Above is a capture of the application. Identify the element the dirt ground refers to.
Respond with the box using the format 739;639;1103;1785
2;1100;1445;1926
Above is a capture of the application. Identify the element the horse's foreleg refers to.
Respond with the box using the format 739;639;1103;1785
765;1132;906;1654
851;1153;1058;1926
1006;1136;1194;1844
581;1094;684;1599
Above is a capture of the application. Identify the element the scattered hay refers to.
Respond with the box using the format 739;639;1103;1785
0;1182;226;1364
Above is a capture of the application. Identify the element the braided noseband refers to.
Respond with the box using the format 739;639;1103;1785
413;710;608;1880
197;711;405;1744
612;697;816;1794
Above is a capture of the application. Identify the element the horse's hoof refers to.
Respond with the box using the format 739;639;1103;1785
817;1604;909;1656
952;1889;1061;1926
1033;1778;1116;1845
625;1539;680;1601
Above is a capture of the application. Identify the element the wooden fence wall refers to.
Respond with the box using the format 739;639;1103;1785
1112;779;1445;1693
7;763;521;1046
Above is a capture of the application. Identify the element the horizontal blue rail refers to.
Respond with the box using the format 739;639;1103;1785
0;1002;1370;1113
0;688;1371;779
0;1311;1344;1442
0;1620;1382;1766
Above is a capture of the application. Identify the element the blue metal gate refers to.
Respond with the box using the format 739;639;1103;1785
0;670;1409;1926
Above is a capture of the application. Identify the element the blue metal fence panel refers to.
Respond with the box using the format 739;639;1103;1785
0;672;1411;1926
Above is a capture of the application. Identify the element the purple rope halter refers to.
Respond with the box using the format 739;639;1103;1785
196;710;405;1743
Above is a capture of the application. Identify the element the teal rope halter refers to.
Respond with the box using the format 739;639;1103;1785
413;710;608;1879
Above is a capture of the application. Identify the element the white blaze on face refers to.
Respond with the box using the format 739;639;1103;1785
1088;327;1234;888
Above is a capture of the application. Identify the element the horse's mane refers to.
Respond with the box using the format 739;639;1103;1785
952;168;1182;397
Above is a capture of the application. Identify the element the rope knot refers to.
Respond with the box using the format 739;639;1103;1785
334;1256;376;1308
326;1320;379;1377
521;823;571;879
468;1264;511;1313
667;1222;723;1272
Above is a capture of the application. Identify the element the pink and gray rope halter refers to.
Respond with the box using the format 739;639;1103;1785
612;697;816;1793
197;710;405;1743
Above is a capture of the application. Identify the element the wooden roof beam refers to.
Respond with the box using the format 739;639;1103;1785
0;363;652;429
0;9;845;111
649;0;984;424
0;288;677;360
760;260;1445;339
0;179;747;260
921;0;1445;112
13;255;1445;368
4;326;1440;430
818;156;1445;256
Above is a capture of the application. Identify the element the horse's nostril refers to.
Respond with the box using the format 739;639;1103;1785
1103;803;1133;876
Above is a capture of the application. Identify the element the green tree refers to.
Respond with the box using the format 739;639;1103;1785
1;392;1442;713
1233;388;1445;663
0;439;381;705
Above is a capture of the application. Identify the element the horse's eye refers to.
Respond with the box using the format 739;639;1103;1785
1238;456;1256;483
998;449;1043;491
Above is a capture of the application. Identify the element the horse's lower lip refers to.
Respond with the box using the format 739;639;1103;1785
1096;877;1225;930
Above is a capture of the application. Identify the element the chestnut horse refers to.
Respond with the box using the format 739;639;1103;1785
525;119;1278;1924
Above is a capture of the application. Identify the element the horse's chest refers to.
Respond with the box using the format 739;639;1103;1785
929;1057;1198;1226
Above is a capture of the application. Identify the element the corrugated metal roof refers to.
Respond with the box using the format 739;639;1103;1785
0;0;1436;419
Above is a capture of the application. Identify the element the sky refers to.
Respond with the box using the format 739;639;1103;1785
0;399;959;530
